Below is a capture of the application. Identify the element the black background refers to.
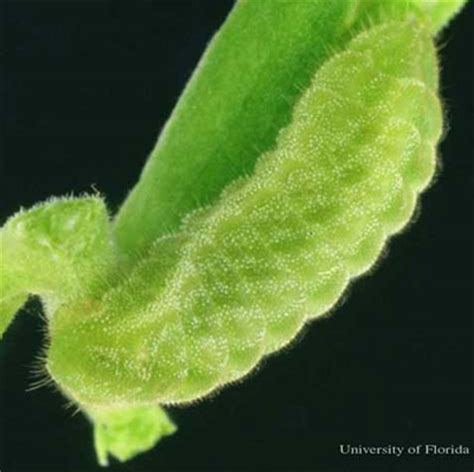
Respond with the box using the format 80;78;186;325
0;1;472;472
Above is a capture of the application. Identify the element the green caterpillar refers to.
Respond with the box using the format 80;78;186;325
0;0;467;466
47;20;442;407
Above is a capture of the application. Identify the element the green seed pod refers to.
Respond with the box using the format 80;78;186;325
46;20;442;412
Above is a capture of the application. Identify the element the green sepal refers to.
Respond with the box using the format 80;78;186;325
88;404;177;466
